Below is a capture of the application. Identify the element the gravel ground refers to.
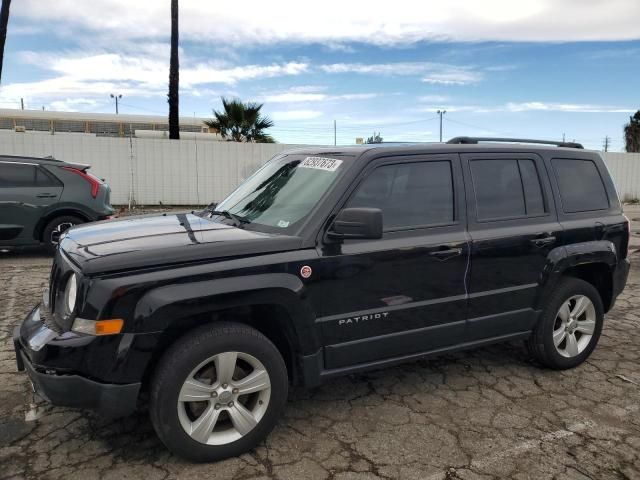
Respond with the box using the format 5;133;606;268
1;214;640;479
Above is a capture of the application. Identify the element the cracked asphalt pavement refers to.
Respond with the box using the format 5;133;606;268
1;248;640;480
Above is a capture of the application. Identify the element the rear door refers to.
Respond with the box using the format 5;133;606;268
0;161;63;245
461;152;562;341
309;154;470;370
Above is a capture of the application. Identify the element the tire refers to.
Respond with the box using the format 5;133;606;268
149;322;288;462
527;277;604;369
42;215;84;254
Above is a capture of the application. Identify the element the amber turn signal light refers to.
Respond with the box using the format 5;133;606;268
72;318;124;336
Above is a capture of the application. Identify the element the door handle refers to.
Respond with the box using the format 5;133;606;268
430;247;463;260
530;236;556;247
36;193;57;198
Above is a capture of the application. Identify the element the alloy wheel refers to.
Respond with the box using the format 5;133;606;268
177;351;271;445
49;222;75;245
552;295;596;358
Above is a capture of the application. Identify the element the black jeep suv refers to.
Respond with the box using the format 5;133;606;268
14;138;630;462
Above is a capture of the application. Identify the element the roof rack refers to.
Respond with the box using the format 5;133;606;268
446;136;584;149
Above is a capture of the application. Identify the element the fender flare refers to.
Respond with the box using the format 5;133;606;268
132;273;319;353
535;240;617;310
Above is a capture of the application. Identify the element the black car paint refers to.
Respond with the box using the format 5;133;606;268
14;143;630;417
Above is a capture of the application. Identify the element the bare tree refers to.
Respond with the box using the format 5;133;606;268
168;0;180;139
0;0;11;84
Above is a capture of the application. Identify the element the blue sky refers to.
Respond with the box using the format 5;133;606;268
0;0;639;150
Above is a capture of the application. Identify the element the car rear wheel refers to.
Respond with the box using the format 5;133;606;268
42;215;84;254
149;322;288;462
527;277;604;369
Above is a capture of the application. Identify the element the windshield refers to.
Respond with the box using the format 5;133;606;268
215;154;352;233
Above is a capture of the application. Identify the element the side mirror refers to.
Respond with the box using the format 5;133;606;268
328;208;383;240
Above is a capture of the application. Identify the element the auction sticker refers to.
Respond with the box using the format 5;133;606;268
299;156;343;172
300;265;313;279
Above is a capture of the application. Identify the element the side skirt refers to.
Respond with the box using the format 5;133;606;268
301;331;532;388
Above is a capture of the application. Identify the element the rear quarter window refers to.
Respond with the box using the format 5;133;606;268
551;159;609;213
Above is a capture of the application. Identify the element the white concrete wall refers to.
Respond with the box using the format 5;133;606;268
2;130;640;204
600;151;640;201
0;131;303;205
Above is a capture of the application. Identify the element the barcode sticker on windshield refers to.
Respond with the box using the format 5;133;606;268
299;156;343;172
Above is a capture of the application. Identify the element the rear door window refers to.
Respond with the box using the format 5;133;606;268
470;159;547;221
551;159;609;213
0;163;37;187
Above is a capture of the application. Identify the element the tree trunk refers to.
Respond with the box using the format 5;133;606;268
0;0;11;84
168;0;180;140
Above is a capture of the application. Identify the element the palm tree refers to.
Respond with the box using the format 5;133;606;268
167;0;180;139
205;98;275;143
624;110;640;153
0;0;11;84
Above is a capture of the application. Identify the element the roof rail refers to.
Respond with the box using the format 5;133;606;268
446;136;584;149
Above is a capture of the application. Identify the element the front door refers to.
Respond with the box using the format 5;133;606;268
308;155;470;370
460;153;563;341
0;162;63;245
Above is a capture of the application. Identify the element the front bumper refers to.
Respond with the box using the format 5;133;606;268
14;308;141;418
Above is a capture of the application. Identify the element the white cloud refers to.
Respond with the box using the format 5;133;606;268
505;102;636;113
14;0;640;44
182;62;309;86
261;90;378;103
321;62;483;85
21;51;309;87
271;110;324;120
418;95;451;103
422;71;482;85
263;93;328;103
417;102;636;114
2;50;309;108
48;98;103;111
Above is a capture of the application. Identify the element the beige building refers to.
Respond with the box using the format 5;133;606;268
0;108;221;139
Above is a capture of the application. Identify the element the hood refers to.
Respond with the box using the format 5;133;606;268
59;212;302;274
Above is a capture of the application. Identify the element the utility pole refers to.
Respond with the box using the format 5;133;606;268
110;93;122;114
562;133;566;143
333;120;337;146
20;97;23;110
603;136;611;152
437;110;446;142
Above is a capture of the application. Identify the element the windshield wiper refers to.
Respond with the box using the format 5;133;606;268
207;209;248;228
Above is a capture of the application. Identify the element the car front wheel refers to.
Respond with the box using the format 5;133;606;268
149;322;288;462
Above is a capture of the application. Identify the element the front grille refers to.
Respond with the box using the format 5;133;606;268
49;255;62;312
40;306;63;334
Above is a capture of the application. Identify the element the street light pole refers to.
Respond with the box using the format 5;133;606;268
437;110;446;142
110;94;122;114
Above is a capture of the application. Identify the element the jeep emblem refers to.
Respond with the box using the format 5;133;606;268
300;265;312;279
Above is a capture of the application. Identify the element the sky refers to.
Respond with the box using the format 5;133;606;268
0;0;639;150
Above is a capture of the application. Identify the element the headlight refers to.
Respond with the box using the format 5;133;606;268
64;273;78;314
